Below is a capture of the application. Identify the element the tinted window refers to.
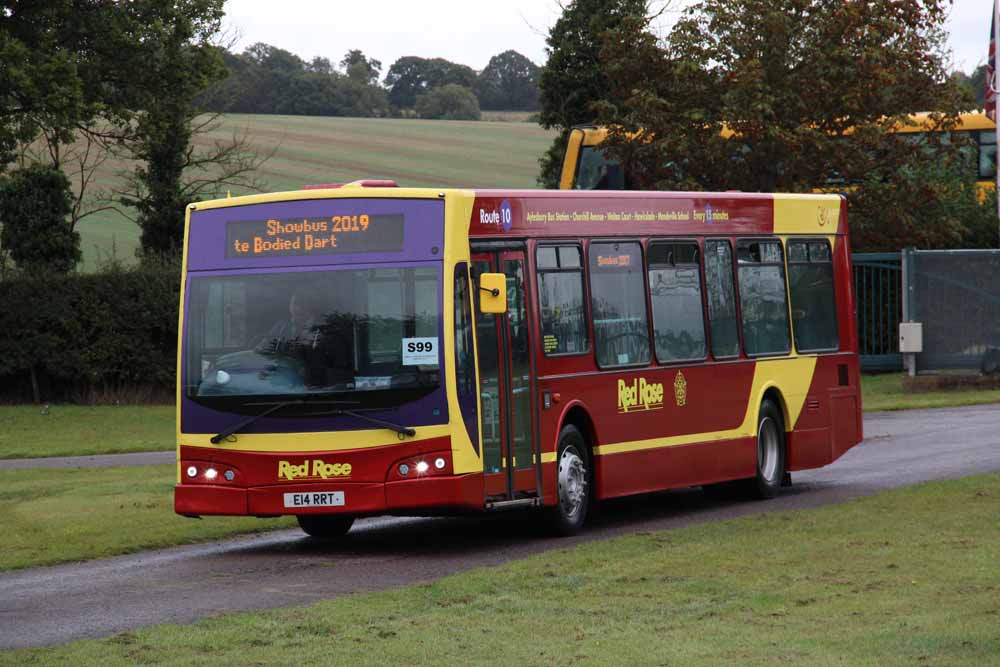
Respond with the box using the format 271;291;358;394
575;147;624;190
648;242;706;362
453;264;478;449
787;240;839;352
979;130;997;180
737;240;791;355
589;242;650;366
537;245;588;355
704;240;740;358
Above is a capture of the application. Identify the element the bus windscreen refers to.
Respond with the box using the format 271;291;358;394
184;265;441;408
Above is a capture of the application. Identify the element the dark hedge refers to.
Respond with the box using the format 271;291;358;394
0;265;180;403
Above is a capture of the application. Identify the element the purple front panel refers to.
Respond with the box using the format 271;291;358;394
187;198;444;271
180;196;449;436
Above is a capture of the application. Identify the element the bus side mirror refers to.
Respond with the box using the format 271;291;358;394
478;273;507;314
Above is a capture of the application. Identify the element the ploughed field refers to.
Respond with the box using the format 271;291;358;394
74;115;556;269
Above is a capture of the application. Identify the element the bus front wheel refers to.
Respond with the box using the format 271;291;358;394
296;514;355;539
547;424;591;536
750;399;785;499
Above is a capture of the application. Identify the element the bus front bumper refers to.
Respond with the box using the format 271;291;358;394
174;474;484;517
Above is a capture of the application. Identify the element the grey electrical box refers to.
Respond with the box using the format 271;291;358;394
899;322;923;353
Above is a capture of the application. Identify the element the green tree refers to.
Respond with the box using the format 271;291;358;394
0;165;80;273
970;64;989;109
537;0;648;187
341;50;382;86
112;0;234;257
475;50;541;111
415;85;481;120
384;56;477;109
592;0;977;249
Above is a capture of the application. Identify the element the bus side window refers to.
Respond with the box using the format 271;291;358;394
736;239;791;356
537;244;588;356
704;240;740;359
787;240;839;352
979;130;997;180
588;241;650;367
647;241;707;363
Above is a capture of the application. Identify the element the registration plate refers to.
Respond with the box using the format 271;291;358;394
283;491;345;508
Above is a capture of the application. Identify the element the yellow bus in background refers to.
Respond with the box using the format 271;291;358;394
559;111;998;193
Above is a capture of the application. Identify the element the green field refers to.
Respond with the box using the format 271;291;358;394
0;405;175;459
75;115;556;269
0;465;294;570
4;473;997;664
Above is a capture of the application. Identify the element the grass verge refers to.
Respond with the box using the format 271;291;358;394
0;465;293;570
0;405;175;459
4;473;998;664
2;374;998;461
862;373;1000;411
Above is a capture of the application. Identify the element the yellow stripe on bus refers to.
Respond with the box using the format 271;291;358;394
594;356;817;457
180;424;452;453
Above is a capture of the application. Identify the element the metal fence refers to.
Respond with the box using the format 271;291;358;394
902;248;1000;372
852;252;902;371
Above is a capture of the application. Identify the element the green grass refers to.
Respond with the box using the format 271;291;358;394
76;115;556;269
0;465;293;570
0;405;175;459
862;372;1000;411
3;374;997;461
4;473;997;664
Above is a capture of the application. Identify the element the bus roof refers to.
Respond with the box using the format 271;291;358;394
468;189;846;238
186;184;846;242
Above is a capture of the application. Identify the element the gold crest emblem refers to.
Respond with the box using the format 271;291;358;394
673;371;687;407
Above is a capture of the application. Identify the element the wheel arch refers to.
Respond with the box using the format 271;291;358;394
556;401;599;497
759;385;790;431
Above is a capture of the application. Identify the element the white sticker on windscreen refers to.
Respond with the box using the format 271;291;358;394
402;337;438;365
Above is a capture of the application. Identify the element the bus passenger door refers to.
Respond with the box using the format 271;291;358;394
472;250;539;504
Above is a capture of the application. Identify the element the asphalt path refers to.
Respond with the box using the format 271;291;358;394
0;451;173;470
2;404;999;649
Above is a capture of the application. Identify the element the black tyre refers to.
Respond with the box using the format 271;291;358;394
296;514;355;539
546;424;591;536
749;399;786;499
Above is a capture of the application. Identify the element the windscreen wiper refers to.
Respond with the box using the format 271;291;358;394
331;409;416;437
209;399;359;444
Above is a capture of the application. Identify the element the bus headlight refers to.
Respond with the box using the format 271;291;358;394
186;466;198;478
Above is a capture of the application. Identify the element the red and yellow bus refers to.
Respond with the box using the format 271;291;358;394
560;111;998;192
175;181;862;537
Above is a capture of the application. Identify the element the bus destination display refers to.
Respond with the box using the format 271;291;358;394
226;213;404;258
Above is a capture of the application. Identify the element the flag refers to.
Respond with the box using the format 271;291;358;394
989;0;997;121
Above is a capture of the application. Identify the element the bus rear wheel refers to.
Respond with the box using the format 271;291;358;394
546;424;591;536
750;399;785;499
296;514;355;539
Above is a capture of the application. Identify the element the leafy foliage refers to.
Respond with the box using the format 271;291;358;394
415;85;482;120
0;262;180;402
537;0;648;187
384;57;477;109
592;0;983;250
0;165;80;273
475;50;541;111
342;49;382;87
202;44;389;117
